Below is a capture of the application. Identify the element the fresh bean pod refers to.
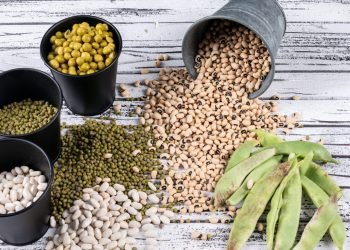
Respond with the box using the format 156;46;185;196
214;148;276;207
274;141;337;163
226;155;282;206
225;140;258;173
255;129;284;147
298;151;314;176
301;176;345;250
227;162;291;250
266;159;298;250
302;162;342;200
293;195;338;250
274;169;302;250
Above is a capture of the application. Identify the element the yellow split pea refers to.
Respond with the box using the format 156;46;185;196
48;22;117;76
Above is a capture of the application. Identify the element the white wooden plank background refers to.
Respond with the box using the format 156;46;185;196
0;0;350;249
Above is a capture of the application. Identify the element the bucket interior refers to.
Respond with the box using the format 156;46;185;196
0;69;62;110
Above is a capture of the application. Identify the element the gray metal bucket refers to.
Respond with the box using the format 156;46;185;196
182;0;286;98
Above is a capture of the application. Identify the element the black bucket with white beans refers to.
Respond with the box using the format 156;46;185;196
182;0;286;99
0;138;53;246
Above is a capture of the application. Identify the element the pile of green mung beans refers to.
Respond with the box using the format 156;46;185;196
51;119;164;219
214;130;345;250
0;98;57;135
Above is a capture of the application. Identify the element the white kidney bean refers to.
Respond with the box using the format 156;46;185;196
0;166;47;214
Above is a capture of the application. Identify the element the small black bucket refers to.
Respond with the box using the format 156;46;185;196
0;68;62;163
40;15;123;116
0;138;53;246
182;0;286;99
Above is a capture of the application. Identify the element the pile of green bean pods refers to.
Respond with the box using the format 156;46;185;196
214;129;345;250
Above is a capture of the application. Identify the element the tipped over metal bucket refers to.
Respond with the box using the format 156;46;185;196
182;0;286;98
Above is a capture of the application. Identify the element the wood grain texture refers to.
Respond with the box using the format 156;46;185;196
0;0;349;249
1;222;349;250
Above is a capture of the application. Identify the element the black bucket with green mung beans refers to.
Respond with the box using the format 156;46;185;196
0;68;62;163
40;15;123;116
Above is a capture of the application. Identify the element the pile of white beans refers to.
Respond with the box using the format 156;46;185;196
0;166;47;214
47;180;174;250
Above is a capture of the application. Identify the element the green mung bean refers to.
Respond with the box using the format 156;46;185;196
0;98;57;135
51;119;162;219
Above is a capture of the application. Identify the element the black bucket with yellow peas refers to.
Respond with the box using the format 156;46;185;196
40;15;122;116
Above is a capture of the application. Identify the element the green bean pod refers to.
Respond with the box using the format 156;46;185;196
215;148;276;207
274;169;302;250
302;176;345;250
293;195;338;250
255;129;284;147
303;162;342;200
298;151;314;175
225;140;258;173
266;159;298;250
274;141;337;163
226;155;282;206
227;162;291;250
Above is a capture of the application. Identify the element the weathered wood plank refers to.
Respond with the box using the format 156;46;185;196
286;127;350;144
0;44;349;100
0;0;350;249
2;22;350;50
0;0;225;24
1;51;350;82
2;22;350;49
174;189;350;221
1;64;349;102
153;222;350;250
1;222;349;250
1;44;350;72
0;0;349;23
60;99;350;124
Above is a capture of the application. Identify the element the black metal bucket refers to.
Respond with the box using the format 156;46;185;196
182;0;286;98
40;15;123;116
0;138;53;246
0;68;62;163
